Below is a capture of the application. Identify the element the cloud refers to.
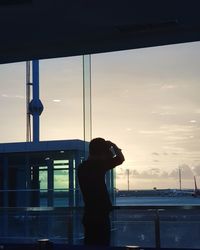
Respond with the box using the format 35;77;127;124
138;168;161;178
169;164;194;179
151;106;177;116
139;130;167;135
152;152;159;156
172;152;179;155
160;124;195;133
160;171;169;178
189;120;197;123
161;84;177;90
132;169;140;176
159;111;177;116
1;94;25;99
164;136;189;141
195;109;200;114
193;165;200;176
117;165;196;181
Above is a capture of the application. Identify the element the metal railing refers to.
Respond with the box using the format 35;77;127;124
1;205;200;249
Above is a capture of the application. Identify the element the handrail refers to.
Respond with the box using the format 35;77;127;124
1;205;200;249
1;205;200;211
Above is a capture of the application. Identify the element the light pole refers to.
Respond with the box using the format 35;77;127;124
126;169;130;191
178;167;182;190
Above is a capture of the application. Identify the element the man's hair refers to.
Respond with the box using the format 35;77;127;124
89;137;109;156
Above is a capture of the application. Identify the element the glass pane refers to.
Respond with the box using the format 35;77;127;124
39;170;47;189
160;210;200;248
0;62;26;142
54;159;69;169
54;169;68;189
54;169;69;207
39;170;48;206
92;42;200;194
40;56;83;141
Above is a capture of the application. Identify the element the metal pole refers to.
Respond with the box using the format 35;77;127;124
83;55;92;158
155;209;161;249
3;156;8;207
25;155;31;207
47;160;54;207
179;167;182;190
32;60;40;142
26;61;31;142
127;169;130;191
75;151;81;207
29;60;43;142
3;156;8;237
69;159;74;206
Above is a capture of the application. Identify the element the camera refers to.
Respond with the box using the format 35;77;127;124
110;145;117;158
106;141;116;158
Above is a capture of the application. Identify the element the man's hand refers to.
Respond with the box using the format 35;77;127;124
106;141;125;165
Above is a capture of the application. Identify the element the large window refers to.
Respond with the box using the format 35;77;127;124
0;57;83;142
92;42;200;190
1;42;200;192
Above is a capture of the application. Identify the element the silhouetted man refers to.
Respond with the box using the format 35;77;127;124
77;138;125;246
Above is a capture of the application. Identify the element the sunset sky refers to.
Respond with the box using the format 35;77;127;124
0;41;200;189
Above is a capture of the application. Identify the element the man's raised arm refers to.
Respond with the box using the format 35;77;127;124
106;141;125;170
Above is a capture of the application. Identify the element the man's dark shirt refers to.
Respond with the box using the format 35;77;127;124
78;159;114;216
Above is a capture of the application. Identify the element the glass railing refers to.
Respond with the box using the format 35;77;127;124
0;189;83;207
1;205;200;248
112;206;200;249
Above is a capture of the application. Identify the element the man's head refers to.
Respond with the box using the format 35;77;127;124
89;137;111;157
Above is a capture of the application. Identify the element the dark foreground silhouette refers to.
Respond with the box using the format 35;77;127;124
78;138;125;246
